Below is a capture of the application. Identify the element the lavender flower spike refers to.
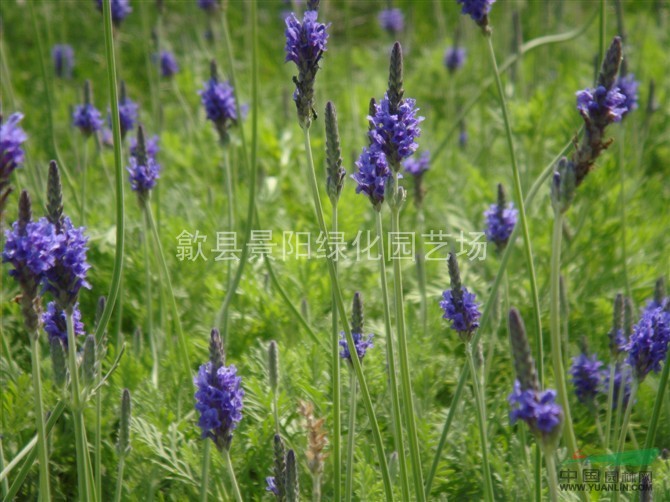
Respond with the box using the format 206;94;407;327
440;252;481;342
127;126;161;197
352;146;391;211
285;9;330;128
1;112;28;215
340;292;374;363
116;81;139;139
616;74;639;119
378;8;404;34
197;0;219;12
43;301;85;349
626;306;670;382
95;0;132;26
484;183;517;251
444;46;466;72
73;81;103;137
194;329;244;451
200;61;238;143
458;0;496;28
158;51;179;78
570;353;604;406
52;44;75;79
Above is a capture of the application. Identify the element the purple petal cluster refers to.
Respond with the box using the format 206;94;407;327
197;0;219;12
43;301;85;348
1;113;28;176
439;287;481;337
45;217;91;310
625;306;670;381
159;51;179;78
444;46;466;72
73;104;104;136
284;10;329;67
508;380;563;434
569;353;604;405
3;218;59;282
194;362;244;450
95;0;132;25
117;96;139;137
266;476;278;495
369;96;423;165
378;8;404;34
199;79;237;127
52;44;74;79
339;332;374;362
130;134;160;160
576;86;627;125
457;0;496;23
352;147;391;209
403;151;430;177
484;202;517;247
127;156;161;194
616;74;639;118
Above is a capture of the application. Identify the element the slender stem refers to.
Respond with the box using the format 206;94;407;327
144;202;192;377
599;0;606;69
390;195;425;501
223;448;243;502
544;452;559;502
113;456;125;502
485;33;544;387
67;311;92;501
223;148;235;294
94;357;102;502
331;206;341;502
550;212;578;457
375;211;410;501
303;128;393;501
425;136;576;496
605;363;616;450
200;441;211;502
143;207;158;387
618;132;632;299
642;349;670;463
95;0;126;342
416;208;428;335
612;363;628;453
466;344;494;502
214;1;258;342
614;380;640;502
0;437;8;498
81;139;89;227
345;372;357;502
29;334;51;501
534;444;542;502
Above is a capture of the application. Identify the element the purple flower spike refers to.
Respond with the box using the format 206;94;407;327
439;287;481;337
626;307;670;382
368;95;423;167
444;46;466;72
266;476;279;495
616;74;639;118
194;362;244;451
199;78;237;136
3;217;60;283
159;51;179;78
197;0;219;12
484;200;517;249
73;104;104;137
352;146;391;210
378;8;404;34
535;389;563;434
130;135;160;161
508;380;563;443
284;10;329;67
457;0;496;25
43;301;85;349
576;85;627;125
339;332;374;362
95;0;132;25
127;156;160;195
570;353;604;405
52;44;75;79
403;151;430;177
1;113;28;177
116;96;139;139
45;217;91;310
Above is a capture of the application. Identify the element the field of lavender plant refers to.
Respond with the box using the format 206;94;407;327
1;0;669;500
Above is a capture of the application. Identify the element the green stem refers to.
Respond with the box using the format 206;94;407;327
113;456;125;502
375;211;410;501
485;32;544;387
223;448;243;502
390;194;425;501
550;211;578;458
200;441;211;502
95;0;126;343
345;372;357;502
331;206;341;502
466;344;494;502
214;2;258;344
67;311;92;502
81;139;89;227
95;360;102;502
144;201;192;377
612;363;628;453
599;0;606;70
425;136;576;497
29;334;51;501
534;444;542;502
544;452;559;502
613;381;639;502
416;208;428;336
303;128;393;501
143;208;158;387
605;363;617;450
618;131;632;300
642;349;670;463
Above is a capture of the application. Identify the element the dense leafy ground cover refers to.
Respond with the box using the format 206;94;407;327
1;0;669;500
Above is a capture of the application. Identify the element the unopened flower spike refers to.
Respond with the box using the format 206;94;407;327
508;307;539;392
285;449;299;502
340;292;374;363
551;157;576;214
268;340;279;395
117;389;132;455
266;433;286;499
609;293;626;357
82;335;97;386
46;161;64;232
324;101;345;205
440;252;481;342
387;42;404;114
50;337;68;388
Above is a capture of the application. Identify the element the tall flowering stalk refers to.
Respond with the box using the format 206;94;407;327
507;308;563;502
285;5;393;499
2;191;57;500
440;253;493;501
195;329;244;502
